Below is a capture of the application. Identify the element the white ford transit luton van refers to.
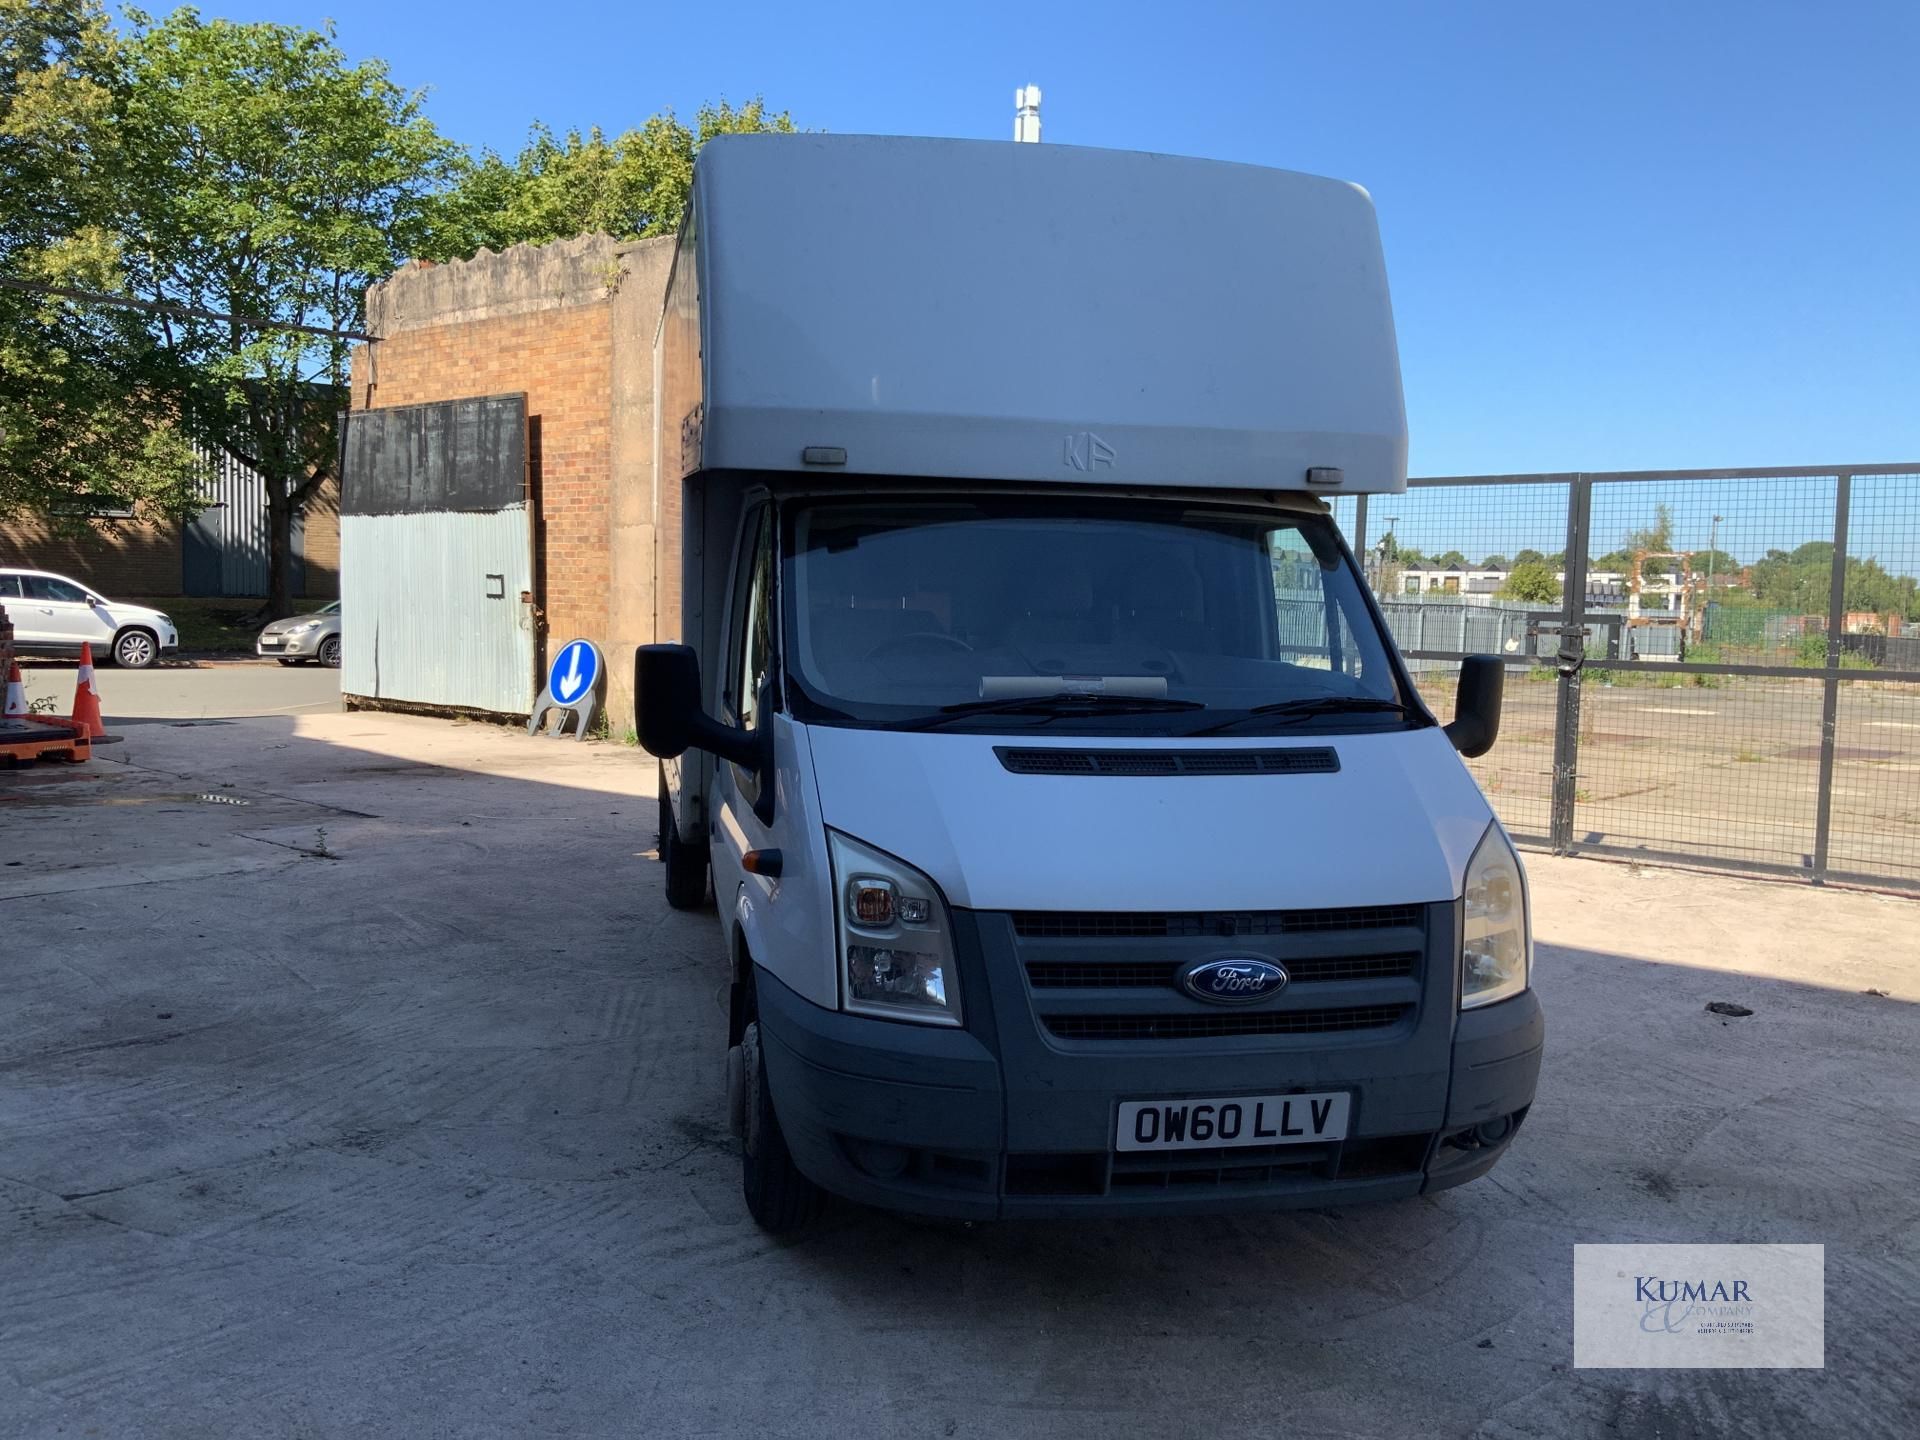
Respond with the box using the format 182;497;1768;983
637;135;1541;1231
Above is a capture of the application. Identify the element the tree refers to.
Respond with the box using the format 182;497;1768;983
1688;549;1740;580
1750;544;1920;621
422;99;796;259
1512;548;1546;567
1433;550;1467;568
1480;554;1509;571
1498;560;1561;604
0;0;196;523
114;8;461;615
1624;503;1674;556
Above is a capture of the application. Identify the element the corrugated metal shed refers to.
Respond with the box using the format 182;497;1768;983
184;445;304;597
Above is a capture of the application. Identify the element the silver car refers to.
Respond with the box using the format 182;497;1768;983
257;600;341;668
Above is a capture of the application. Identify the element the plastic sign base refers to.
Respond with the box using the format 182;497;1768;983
528;638;605;742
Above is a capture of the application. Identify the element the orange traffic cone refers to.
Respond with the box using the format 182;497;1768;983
71;642;105;738
3;660;26;717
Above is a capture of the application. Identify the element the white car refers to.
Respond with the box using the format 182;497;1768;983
0;567;181;668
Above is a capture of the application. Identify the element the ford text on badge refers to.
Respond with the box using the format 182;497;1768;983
1179;957;1289;1004
1116;1091;1352;1153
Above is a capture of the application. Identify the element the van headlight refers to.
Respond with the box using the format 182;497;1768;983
1461;824;1529;1009
828;830;961;1027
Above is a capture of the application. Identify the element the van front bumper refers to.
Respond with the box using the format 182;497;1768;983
755;951;1543;1221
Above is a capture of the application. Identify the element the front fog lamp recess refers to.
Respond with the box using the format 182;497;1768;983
1461;824;1530;1010
829;830;960;1026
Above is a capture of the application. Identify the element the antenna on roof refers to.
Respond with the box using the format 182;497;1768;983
1013;85;1042;143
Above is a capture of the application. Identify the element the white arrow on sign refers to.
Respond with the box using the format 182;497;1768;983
559;645;585;701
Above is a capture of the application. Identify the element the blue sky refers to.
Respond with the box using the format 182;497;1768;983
229;0;1919;494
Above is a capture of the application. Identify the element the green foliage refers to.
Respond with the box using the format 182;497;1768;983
0;0;198;522
1432;550;1467;568
421;99;796;258
1480;554;1508;570
1624;503;1674;555
5;3;795;599
1497;560;1561;603
1793;634;1878;669
1750;544;1918;621
1593;504;1684;579
1512;548;1546;567
113;6;463;611
1689;548;1739;577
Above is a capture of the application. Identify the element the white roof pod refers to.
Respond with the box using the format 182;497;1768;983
670;134;1408;494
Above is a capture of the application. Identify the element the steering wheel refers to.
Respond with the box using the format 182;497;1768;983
865;632;975;659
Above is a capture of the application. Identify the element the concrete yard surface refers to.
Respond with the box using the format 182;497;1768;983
16;657;341;724
1;711;1916;1438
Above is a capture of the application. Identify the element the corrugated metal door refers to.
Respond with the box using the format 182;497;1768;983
184;445;305;597
338;395;535;714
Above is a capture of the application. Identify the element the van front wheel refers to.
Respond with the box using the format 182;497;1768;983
740;1020;825;1234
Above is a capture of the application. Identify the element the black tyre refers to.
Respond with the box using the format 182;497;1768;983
740;1020;825;1234
317;635;341;669
112;628;158;669
660;769;709;910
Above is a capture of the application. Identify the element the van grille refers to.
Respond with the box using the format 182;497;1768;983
1024;953;1417;989
996;747;1339;777
1040;1005;1412;1042
1012;905;1423;939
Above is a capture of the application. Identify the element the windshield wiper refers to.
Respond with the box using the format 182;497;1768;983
897;693;1205;731
1187;695;1425;736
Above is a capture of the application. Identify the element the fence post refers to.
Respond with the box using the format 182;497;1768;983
1810;473;1851;884
1550;477;1592;854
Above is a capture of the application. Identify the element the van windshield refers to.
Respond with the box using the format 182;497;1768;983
781;497;1417;736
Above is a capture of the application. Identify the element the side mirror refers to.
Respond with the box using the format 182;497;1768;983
634;643;760;770
1444;655;1504;758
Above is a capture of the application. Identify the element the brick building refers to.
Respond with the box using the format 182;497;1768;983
346;233;674;725
0;472;341;603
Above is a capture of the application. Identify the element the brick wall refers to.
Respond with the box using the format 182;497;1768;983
351;302;613;670
0;513;184;597
345;234;678;720
300;475;342;599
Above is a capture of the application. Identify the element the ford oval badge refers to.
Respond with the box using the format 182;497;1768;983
1180;957;1289;1006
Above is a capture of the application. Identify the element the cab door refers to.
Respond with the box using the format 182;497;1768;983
709;504;781;940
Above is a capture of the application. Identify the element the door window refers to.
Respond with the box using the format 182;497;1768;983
732;508;776;731
21;575;86;603
0;574;21;599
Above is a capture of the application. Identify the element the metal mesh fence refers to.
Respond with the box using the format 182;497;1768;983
1406;658;1555;842
1335;464;1920;892
1572;674;1826;873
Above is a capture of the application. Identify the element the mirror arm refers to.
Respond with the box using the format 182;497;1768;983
691;713;760;769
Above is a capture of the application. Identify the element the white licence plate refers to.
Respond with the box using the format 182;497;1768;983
1115;1091;1351;1153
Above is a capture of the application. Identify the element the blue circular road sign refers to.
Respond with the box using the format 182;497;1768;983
547;639;602;706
